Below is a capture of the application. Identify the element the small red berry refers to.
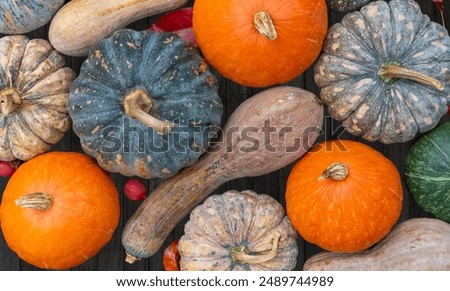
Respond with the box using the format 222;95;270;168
447;105;450;115
0;161;19;177
124;178;147;201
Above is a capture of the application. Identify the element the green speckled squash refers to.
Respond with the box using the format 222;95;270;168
326;0;369;12
405;122;450;222
178;190;298;271
315;0;450;144
69;29;223;179
0;0;65;34
0;35;75;161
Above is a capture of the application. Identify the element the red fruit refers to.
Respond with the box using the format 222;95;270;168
124;179;147;201
433;0;445;12
149;8;196;46
447;105;450;115
163;240;180;271
0;161;19;177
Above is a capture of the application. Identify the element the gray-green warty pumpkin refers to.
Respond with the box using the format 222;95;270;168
326;0;370;12
0;35;75;161
315;0;450;144
0;0;65;34
179;190;298;271
69;29;223;179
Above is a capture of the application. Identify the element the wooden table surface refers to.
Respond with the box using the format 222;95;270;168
1;0;449;271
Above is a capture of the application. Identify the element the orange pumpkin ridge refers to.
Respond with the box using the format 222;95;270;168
193;0;328;87
285;140;403;253
0;152;120;270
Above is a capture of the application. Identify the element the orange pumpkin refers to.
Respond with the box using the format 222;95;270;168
192;0;328;87
0;152;120;269
285;140;403;253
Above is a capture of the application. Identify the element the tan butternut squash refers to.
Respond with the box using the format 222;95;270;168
49;0;188;56
304;218;450;271
121;86;324;263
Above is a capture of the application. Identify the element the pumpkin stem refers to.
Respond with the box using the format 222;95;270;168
123;89;172;134
318;162;349;181
254;12;277;41
231;232;281;265
125;252;140;264
378;65;444;91
0;89;22;116
15;192;53;211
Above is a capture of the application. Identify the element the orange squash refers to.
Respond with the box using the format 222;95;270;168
0;152;120;269
192;0;328;87
285;140;403;253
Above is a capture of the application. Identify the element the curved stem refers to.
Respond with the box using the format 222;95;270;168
318;162;349;181
0;89;22;116
231;233;281;265
15;192;53;211
123;89;172;134
378;65;444;91
254;12;277;41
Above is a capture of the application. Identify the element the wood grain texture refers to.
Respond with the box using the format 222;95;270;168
0;0;449;270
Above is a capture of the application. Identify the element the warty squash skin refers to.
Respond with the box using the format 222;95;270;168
179;190;298;271
304;218;450;271
405;122;450;222
314;0;450;144
0;0;65;34
49;0;188;56
0;35;75;161
69;29;223;179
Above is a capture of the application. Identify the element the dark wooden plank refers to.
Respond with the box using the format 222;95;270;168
0;178;20;271
0;0;447;271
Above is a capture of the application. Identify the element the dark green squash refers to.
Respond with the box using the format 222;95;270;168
326;0;369;12
314;0;450;144
0;0;65;34
69;29;223;179
405;122;450;222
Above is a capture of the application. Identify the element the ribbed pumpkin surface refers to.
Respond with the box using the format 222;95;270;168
179;190;298;271
286;140;403;252
69;29;223;179
0;0;65;34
